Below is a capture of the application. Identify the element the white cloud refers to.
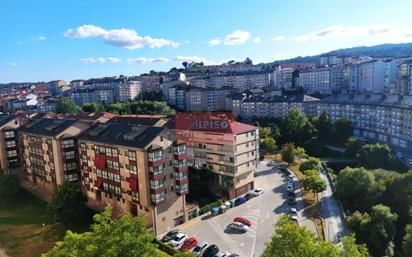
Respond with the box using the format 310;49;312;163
33;35;47;41
174;56;209;63
9;62;17;66
272;35;286;41
224;29;250;45
253;37;262;44
64;25;180;49
208;38;221;46
80;57;122;63
127;57;169;64
292;24;412;43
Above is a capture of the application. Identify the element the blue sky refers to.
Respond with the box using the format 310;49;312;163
2;0;412;83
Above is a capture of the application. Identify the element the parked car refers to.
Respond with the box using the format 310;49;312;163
253;188;264;196
214;251;230;257
227;254;240;257
287;184;294;192
288;173;294;179
287;197;297;205
161;229;180;243
289;208;298;215
289;213;298;223
192;242;208;256
280;166;288;173
169;232;188;247
245;192;255;200
287;191;296;197
228;222;249;233
233;216;252;227
203;244;219;257
180;236;198;251
234;196;246;206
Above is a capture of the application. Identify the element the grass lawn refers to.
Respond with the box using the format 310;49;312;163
0;190;93;257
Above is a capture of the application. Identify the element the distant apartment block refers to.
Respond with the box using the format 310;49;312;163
348;60;385;94
297;66;344;95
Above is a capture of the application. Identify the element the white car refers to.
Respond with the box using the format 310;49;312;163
253;188;264;196
192;241;208;256
228;222;248;233
289;208;298;215
289;214;298;223
169;233;188;247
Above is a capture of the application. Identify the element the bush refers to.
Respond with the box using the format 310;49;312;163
199;199;223;215
152;238;178;255
299;157;320;172
0;171;23;204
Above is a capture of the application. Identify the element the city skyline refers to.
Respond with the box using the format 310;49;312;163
2;0;412;83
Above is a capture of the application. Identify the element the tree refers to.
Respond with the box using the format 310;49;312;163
281;143;296;164
82;103;104;112
333;116;353;144
259;127;272;138
56;98;82;114
47;182;87;225
280;109;316;147
300;157;320;172
0;172;23;204
182;61;188;70
303;174;326;196
357;143;394;170
260;137;277;154
244;57;253;65
262;215;340;257
348;205;397;257
341;234;370;257
315;112;333;142
345;137;362;158
335;167;379;212
403;224;412;257
43;208;156;257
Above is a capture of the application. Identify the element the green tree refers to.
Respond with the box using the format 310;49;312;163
280;109;316;147
403;224;412;257
335;167;379;212
262;215;340;257
82;103;104;112
260;137;278;154
43;208;156;257
315;112;333;142
281;143;296;164
300;157;320;172
348;205;397;257
244;57;253;65
333;116;353;144
0;172;23;204
303;174;326;196
341;234;370;257
259;127;272;138
358;143;394;170
345;137;362;158
47;182;87;225
56;98;82;114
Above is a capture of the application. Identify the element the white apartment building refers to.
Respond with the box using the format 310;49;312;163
115;81;142;102
273;67;294;90
349;60;385;94
187;72;271;90
297;66;344;95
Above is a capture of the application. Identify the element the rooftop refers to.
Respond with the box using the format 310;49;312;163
19;118;78;138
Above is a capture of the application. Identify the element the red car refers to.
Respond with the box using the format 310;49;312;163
180;237;198;251
233;216;252;227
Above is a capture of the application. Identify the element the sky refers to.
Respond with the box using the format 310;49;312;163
2;0;412;83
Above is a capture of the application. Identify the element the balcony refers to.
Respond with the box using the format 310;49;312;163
176;184;189;196
149;171;165;181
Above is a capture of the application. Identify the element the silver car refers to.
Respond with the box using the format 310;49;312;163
192;241;208;256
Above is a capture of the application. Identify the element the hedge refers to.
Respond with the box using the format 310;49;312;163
152;238;179;256
199;199;223;215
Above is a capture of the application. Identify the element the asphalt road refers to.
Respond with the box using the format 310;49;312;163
179;160;315;257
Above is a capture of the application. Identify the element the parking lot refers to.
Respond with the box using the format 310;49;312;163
175;160;316;257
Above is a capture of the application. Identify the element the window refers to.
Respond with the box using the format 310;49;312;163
112;149;118;157
80;143;86;150
6;141;16;148
63;151;75;159
7;150;17;157
103;183;109;191
63;162;76;171
102;170;108;179
150;180;164;189
114;174;120;182
129;165;137;175
64;173;78;182
151;192;165;203
128;151;136;161
108;172;114;181
83;177;90;185
5;131;14;138
149;150;163;161
150;165;163;175
62;139;74;148
131;191;139;199
82;155;88;162
115;187;121;195
175;159;187;168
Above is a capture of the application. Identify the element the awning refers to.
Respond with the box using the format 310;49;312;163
129;178;138;191
94;179;103;189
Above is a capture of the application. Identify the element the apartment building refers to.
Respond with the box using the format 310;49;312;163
349;60;385;94
115;81;142;102
19;118;90;196
135;75;164;93
171;113;259;199
317;94;412;149
0;115;28;173
188;72;271;90
227;94;319;120
273;67;294;90
78;123;194;234
297;66;344;95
